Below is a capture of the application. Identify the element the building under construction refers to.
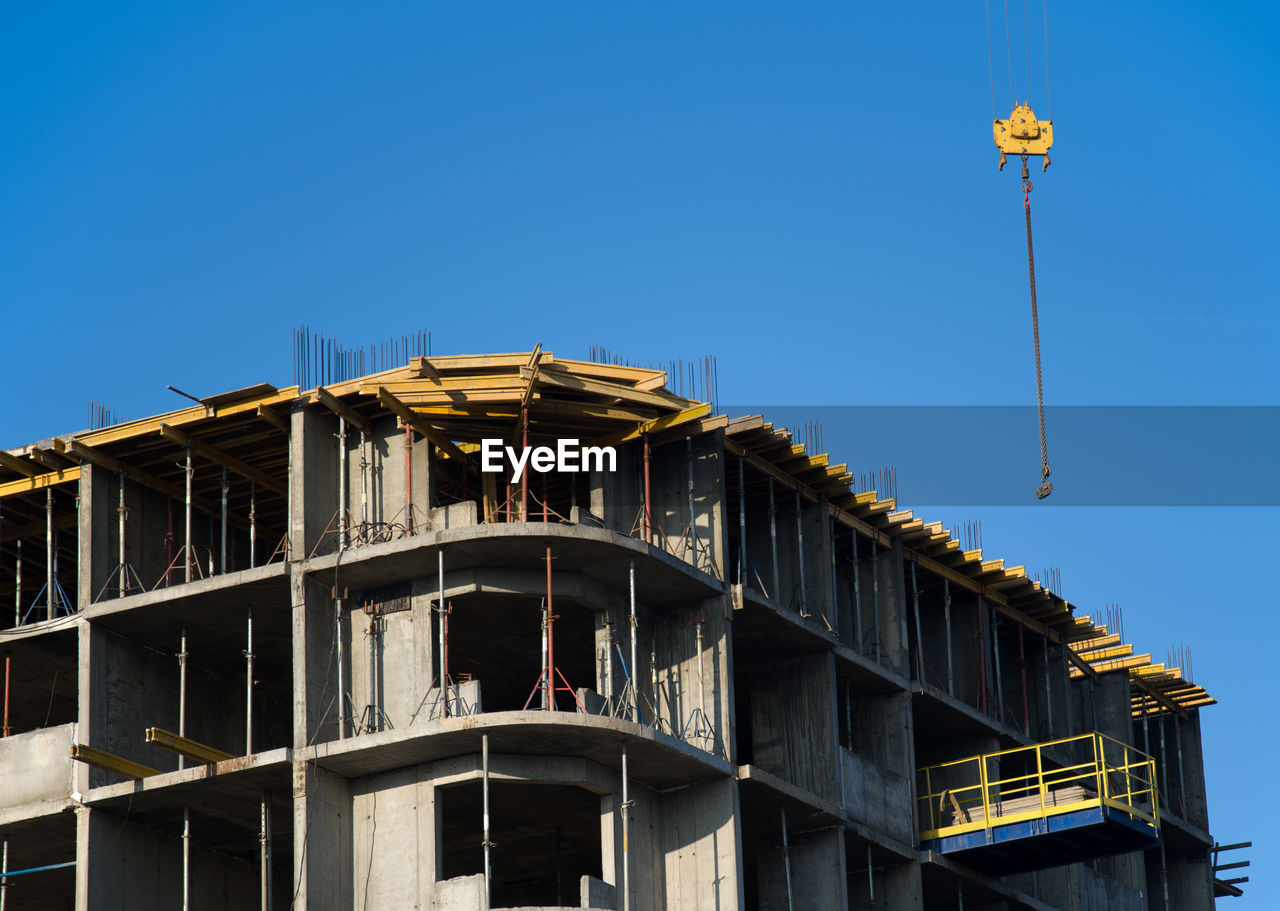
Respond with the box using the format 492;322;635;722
0;348;1246;909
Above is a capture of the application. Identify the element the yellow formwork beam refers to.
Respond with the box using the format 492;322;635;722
588;403;713;447
71;744;160;779
145;727;234;764
375;387;471;465
0;466;81;501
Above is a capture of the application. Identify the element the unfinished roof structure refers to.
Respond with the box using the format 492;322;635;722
0;349;1243;909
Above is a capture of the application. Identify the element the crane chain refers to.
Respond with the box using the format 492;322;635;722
1021;157;1053;499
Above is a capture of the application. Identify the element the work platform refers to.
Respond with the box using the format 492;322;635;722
917;732;1160;875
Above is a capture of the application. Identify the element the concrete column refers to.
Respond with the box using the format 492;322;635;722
292;763;352;911
289;406;339;559
659;778;743;911
77;463;111;608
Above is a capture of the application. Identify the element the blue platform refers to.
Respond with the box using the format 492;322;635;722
921;802;1160;875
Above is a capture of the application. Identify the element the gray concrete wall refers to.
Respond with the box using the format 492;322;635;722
347;575;438;732
659;777;742;911
756;825;847;911
750;653;838;802
350;765;440;909
0;722;74;809
294;762;353;911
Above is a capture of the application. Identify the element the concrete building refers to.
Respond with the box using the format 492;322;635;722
0;349;1244;909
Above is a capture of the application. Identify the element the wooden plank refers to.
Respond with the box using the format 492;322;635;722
70;744;159;779
77;388;299;448
315;386;371;434
0;467;82;501
588;403;713;447
375;388;471;466
531;365;688;410
256;404;290;434
145;727;234;764
0;450;43;478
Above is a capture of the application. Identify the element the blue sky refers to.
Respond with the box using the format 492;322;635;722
2;1;1275;901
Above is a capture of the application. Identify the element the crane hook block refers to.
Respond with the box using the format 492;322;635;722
994;104;1053;171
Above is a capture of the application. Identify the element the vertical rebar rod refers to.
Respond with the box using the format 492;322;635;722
45;488;54;619
621;745;631;911
337;418;348;549
780;807;794;911
944;579;954;696
768;478;779;603
438;549;447;718
182;806;190;911
866;844;875;902
220;464;228;573
260;789;272;911
118;469;127;598
178;629;188;770
246;608;254;754
184;444;193;584
629;560;638;724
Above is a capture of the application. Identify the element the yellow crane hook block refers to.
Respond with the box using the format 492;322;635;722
994;104;1053;171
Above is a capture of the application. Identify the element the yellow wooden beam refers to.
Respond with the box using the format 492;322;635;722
256;404;290;434
375;387;471;466
0;467;81;501
76;388;299;449
71;744;160;779
588;403;714;447
315;387;371;434
145;727;234;764
0;450;43;478
531;364;688;410
157;425;288;497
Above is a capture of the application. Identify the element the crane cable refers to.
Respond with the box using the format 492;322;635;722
1021;156;1053;499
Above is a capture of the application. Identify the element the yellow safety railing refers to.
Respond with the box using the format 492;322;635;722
917;731;1159;841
